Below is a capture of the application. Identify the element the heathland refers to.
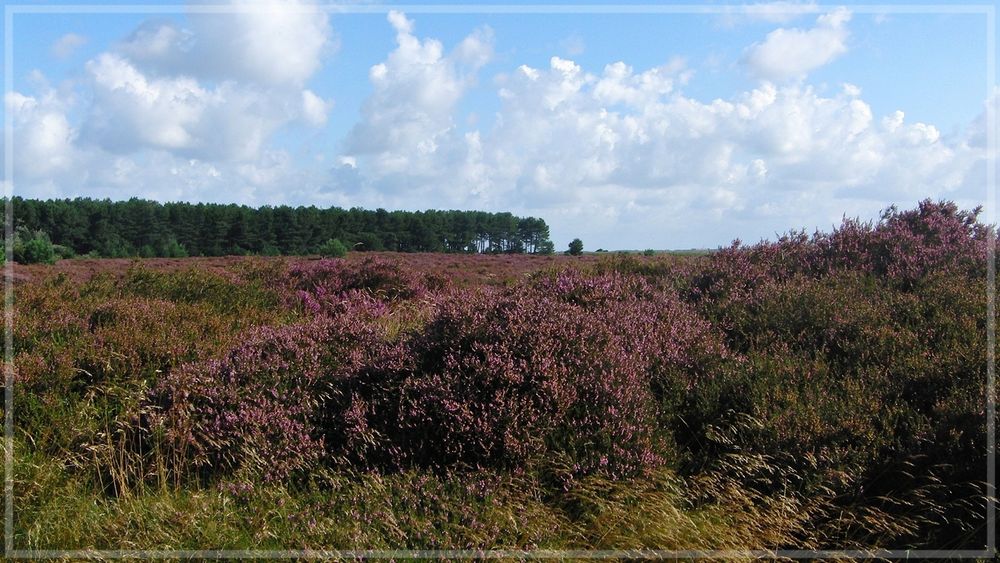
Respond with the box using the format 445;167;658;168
7;199;995;551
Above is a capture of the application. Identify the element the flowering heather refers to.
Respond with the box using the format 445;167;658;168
688;199;995;346
283;256;429;315
10;200;996;550
153;295;396;482
148;267;734;481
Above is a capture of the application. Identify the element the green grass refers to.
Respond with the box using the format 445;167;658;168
11;437;815;552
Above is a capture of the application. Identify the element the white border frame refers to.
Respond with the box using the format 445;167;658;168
2;3;996;559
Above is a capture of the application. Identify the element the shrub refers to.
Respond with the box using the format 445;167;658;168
152;296;399;482
318;238;349;258
152;269;734;481
284;256;427;314
52;244;76;259
13;229;57;264
396;271;731;478
161;238;189;258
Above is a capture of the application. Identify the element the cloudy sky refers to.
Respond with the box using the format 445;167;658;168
3;1;995;249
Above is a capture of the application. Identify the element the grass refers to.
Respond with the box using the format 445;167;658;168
11;438;822;552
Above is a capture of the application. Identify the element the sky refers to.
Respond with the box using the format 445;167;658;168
2;0;996;250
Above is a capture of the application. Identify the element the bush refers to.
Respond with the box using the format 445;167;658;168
153;296;398;482
52;244;76;259
284;256;427;314
318;238;349;258
161;238;189;258
396;271;730;478
13;229;56;264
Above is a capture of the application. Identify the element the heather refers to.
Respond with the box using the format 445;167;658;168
6;199;995;551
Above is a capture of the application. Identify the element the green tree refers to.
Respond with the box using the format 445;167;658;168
567;238;584;256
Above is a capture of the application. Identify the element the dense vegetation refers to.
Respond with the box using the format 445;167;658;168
8;197;555;258
7;199;995;552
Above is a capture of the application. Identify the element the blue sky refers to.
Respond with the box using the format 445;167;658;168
2;1;996;249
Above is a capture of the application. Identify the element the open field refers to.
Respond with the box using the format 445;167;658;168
6;200;996;553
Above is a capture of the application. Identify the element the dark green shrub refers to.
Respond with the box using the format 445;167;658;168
13;230;56;264
161;238;189;258
318;238;348;258
52;244;76;259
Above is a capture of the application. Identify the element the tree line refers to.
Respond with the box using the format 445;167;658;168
6;197;555;258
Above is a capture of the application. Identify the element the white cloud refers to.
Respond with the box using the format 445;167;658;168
118;0;333;87
51;33;88;59
118;20;191;62
7;1;338;204
301;90;332;127
342;11;494;191
5;89;79;180
42;0;337;166
79;53;294;162
188;0;333;86
744;7;851;80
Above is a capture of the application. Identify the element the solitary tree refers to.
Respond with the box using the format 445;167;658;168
567;238;584;256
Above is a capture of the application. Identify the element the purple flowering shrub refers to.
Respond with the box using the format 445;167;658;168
385;271;729;476
284;256;428;315
675;200;995;545
690;199;993;349
151;269;732;481
152;295;398;482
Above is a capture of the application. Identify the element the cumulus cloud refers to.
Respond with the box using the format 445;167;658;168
301;90;332;127
117;0;333;86
118;19;191;63
8;0;338;205
21;0;337;169
342;11;494;189
51;33;88;59
78;53;295;162
744;7;851;80
5;89;79;181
